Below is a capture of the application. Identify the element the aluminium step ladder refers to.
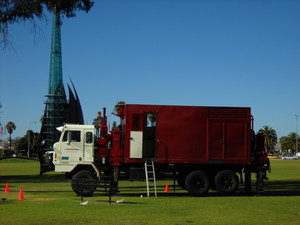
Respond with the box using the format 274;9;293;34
144;161;157;197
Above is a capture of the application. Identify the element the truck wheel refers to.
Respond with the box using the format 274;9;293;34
71;170;97;197
215;170;239;195
185;170;210;196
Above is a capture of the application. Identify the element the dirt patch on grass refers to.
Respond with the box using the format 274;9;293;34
31;198;57;201
76;199;138;205
77;200;121;205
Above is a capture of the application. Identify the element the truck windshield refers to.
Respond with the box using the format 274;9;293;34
62;131;81;142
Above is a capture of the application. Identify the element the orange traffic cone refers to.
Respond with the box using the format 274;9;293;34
164;184;170;192
18;189;24;200
4;183;10;193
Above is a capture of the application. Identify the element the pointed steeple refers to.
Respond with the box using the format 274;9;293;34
40;12;67;152
48;12;65;96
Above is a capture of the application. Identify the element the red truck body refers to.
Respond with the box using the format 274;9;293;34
90;104;269;196
119;104;252;165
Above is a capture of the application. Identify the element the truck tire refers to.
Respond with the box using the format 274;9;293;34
71;170;97;197
185;170;210;196
215;170;239;195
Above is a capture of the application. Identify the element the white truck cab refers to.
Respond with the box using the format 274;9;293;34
53;124;96;173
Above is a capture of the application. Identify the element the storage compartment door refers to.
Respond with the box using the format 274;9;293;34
225;121;247;159
208;121;224;159
130;131;143;158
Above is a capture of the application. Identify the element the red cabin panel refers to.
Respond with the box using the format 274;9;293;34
121;104;251;165
208;121;224;159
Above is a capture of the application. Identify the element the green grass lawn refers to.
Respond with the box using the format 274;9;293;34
0;159;300;225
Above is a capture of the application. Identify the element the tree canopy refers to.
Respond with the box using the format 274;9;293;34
0;0;94;47
279;132;299;154
14;130;40;157
5;121;16;135
258;125;277;153
5;121;16;150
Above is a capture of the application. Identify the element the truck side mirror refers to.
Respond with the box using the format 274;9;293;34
67;131;71;145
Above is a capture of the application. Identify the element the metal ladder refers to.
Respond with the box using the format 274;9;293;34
144;161;157;197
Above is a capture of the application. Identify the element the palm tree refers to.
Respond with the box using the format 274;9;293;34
258;126;277;153
279;132;299;154
93;117;101;137
5;121;16;150
113;101;126;114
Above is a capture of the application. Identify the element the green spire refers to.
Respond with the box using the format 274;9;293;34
41;12;67;152
48;12;65;96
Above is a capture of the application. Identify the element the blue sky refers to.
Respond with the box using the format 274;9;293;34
0;0;299;139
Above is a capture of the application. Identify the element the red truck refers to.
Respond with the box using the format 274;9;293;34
45;104;270;196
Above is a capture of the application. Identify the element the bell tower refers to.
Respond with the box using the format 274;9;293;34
40;12;84;155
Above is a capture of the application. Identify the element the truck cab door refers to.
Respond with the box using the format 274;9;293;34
60;130;84;163
84;131;94;161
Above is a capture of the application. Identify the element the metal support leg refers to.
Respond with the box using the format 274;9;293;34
256;168;264;193
244;168;252;194
112;165;119;192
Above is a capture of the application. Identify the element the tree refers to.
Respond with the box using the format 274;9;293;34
258;126;277;153
93;116;101;137
5;121;16;150
113;101;126;114
2;136;20;156
1;0;94;48
15;136;27;156
279;132;299;154
14;131;40;156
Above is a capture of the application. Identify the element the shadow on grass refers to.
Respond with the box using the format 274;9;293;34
1;174;299;197
262;180;300;196
0;174;68;184
109;180;300;198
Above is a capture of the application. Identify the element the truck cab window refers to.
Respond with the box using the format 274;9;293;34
62;131;69;142
86;132;93;144
62;131;81;142
71;131;81;142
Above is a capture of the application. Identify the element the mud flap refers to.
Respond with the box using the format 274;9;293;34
244;167;252;194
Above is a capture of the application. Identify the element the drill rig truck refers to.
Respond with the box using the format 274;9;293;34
42;104;270;196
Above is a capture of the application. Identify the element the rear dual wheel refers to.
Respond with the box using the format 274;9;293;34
214;170;239;195
185;170;210;196
184;170;239;196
